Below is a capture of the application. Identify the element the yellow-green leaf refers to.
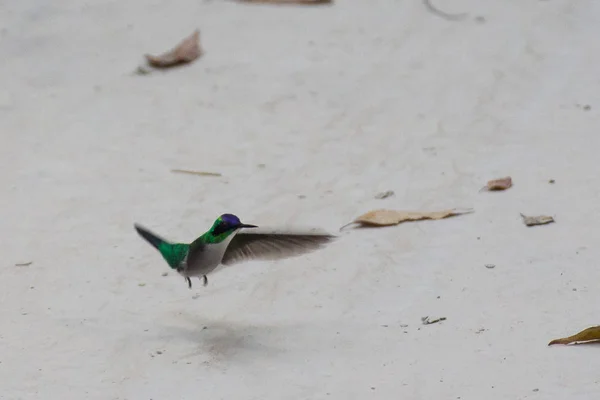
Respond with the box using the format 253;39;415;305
548;326;600;346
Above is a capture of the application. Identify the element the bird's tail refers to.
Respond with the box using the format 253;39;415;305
134;223;168;250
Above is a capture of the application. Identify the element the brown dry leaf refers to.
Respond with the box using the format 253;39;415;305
481;176;512;192
549;326;600;346
237;0;332;4
341;208;474;230
520;213;555;227
145;30;202;69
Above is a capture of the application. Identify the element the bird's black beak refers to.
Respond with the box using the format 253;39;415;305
239;223;258;229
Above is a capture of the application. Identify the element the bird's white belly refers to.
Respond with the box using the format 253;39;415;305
182;233;237;277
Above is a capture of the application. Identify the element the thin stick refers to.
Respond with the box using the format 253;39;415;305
171;169;222;177
423;0;467;21
422;316;446;325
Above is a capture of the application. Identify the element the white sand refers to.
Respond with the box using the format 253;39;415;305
3;0;600;398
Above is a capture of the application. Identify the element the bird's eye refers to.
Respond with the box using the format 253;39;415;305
212;221;230;235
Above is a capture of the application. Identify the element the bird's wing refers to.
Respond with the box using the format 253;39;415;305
221;227;336;266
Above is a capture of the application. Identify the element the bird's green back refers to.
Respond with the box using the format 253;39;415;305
158;242;190;269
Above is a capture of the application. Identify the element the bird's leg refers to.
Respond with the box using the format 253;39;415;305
203;275;208;286
186;276;192;289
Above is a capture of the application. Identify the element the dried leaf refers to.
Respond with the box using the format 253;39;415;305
341;208;473;230
481;176;512;192
145;30;202;69
171;169;222;177
236;0;332;4
520;213;555;227
549;326;600;346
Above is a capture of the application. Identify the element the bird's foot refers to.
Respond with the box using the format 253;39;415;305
186;276;192;289
201;275;208;287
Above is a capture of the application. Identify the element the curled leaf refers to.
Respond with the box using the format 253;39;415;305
549;326;600;346
520;213;555;227
145;30;202;69
481;176;512;192
341;208;474;230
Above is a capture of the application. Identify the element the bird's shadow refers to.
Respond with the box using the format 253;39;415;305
155;315;305;364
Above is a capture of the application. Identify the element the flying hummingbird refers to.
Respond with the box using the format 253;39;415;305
134;213;336;289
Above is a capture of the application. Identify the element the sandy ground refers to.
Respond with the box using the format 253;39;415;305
3;0;600;398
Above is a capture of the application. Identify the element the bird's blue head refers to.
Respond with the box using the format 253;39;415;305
203;213;257;243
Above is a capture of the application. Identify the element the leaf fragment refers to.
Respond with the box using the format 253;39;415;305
481;176;512;192
341;208;474;230
549;326;600;346
374;190;395;199
145;30;203;69
520;213;555;227
134;66;152;76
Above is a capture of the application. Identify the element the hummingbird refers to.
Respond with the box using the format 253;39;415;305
134;213;336;289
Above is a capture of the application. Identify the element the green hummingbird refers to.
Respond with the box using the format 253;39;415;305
134;213;336;289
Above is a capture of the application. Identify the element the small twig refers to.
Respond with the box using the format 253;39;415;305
15;261;32;267
171;169;222;177
339;221;357;231
422;0;467;21
422;316;447;325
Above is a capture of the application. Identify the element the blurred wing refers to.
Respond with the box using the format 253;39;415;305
221;227;336;266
